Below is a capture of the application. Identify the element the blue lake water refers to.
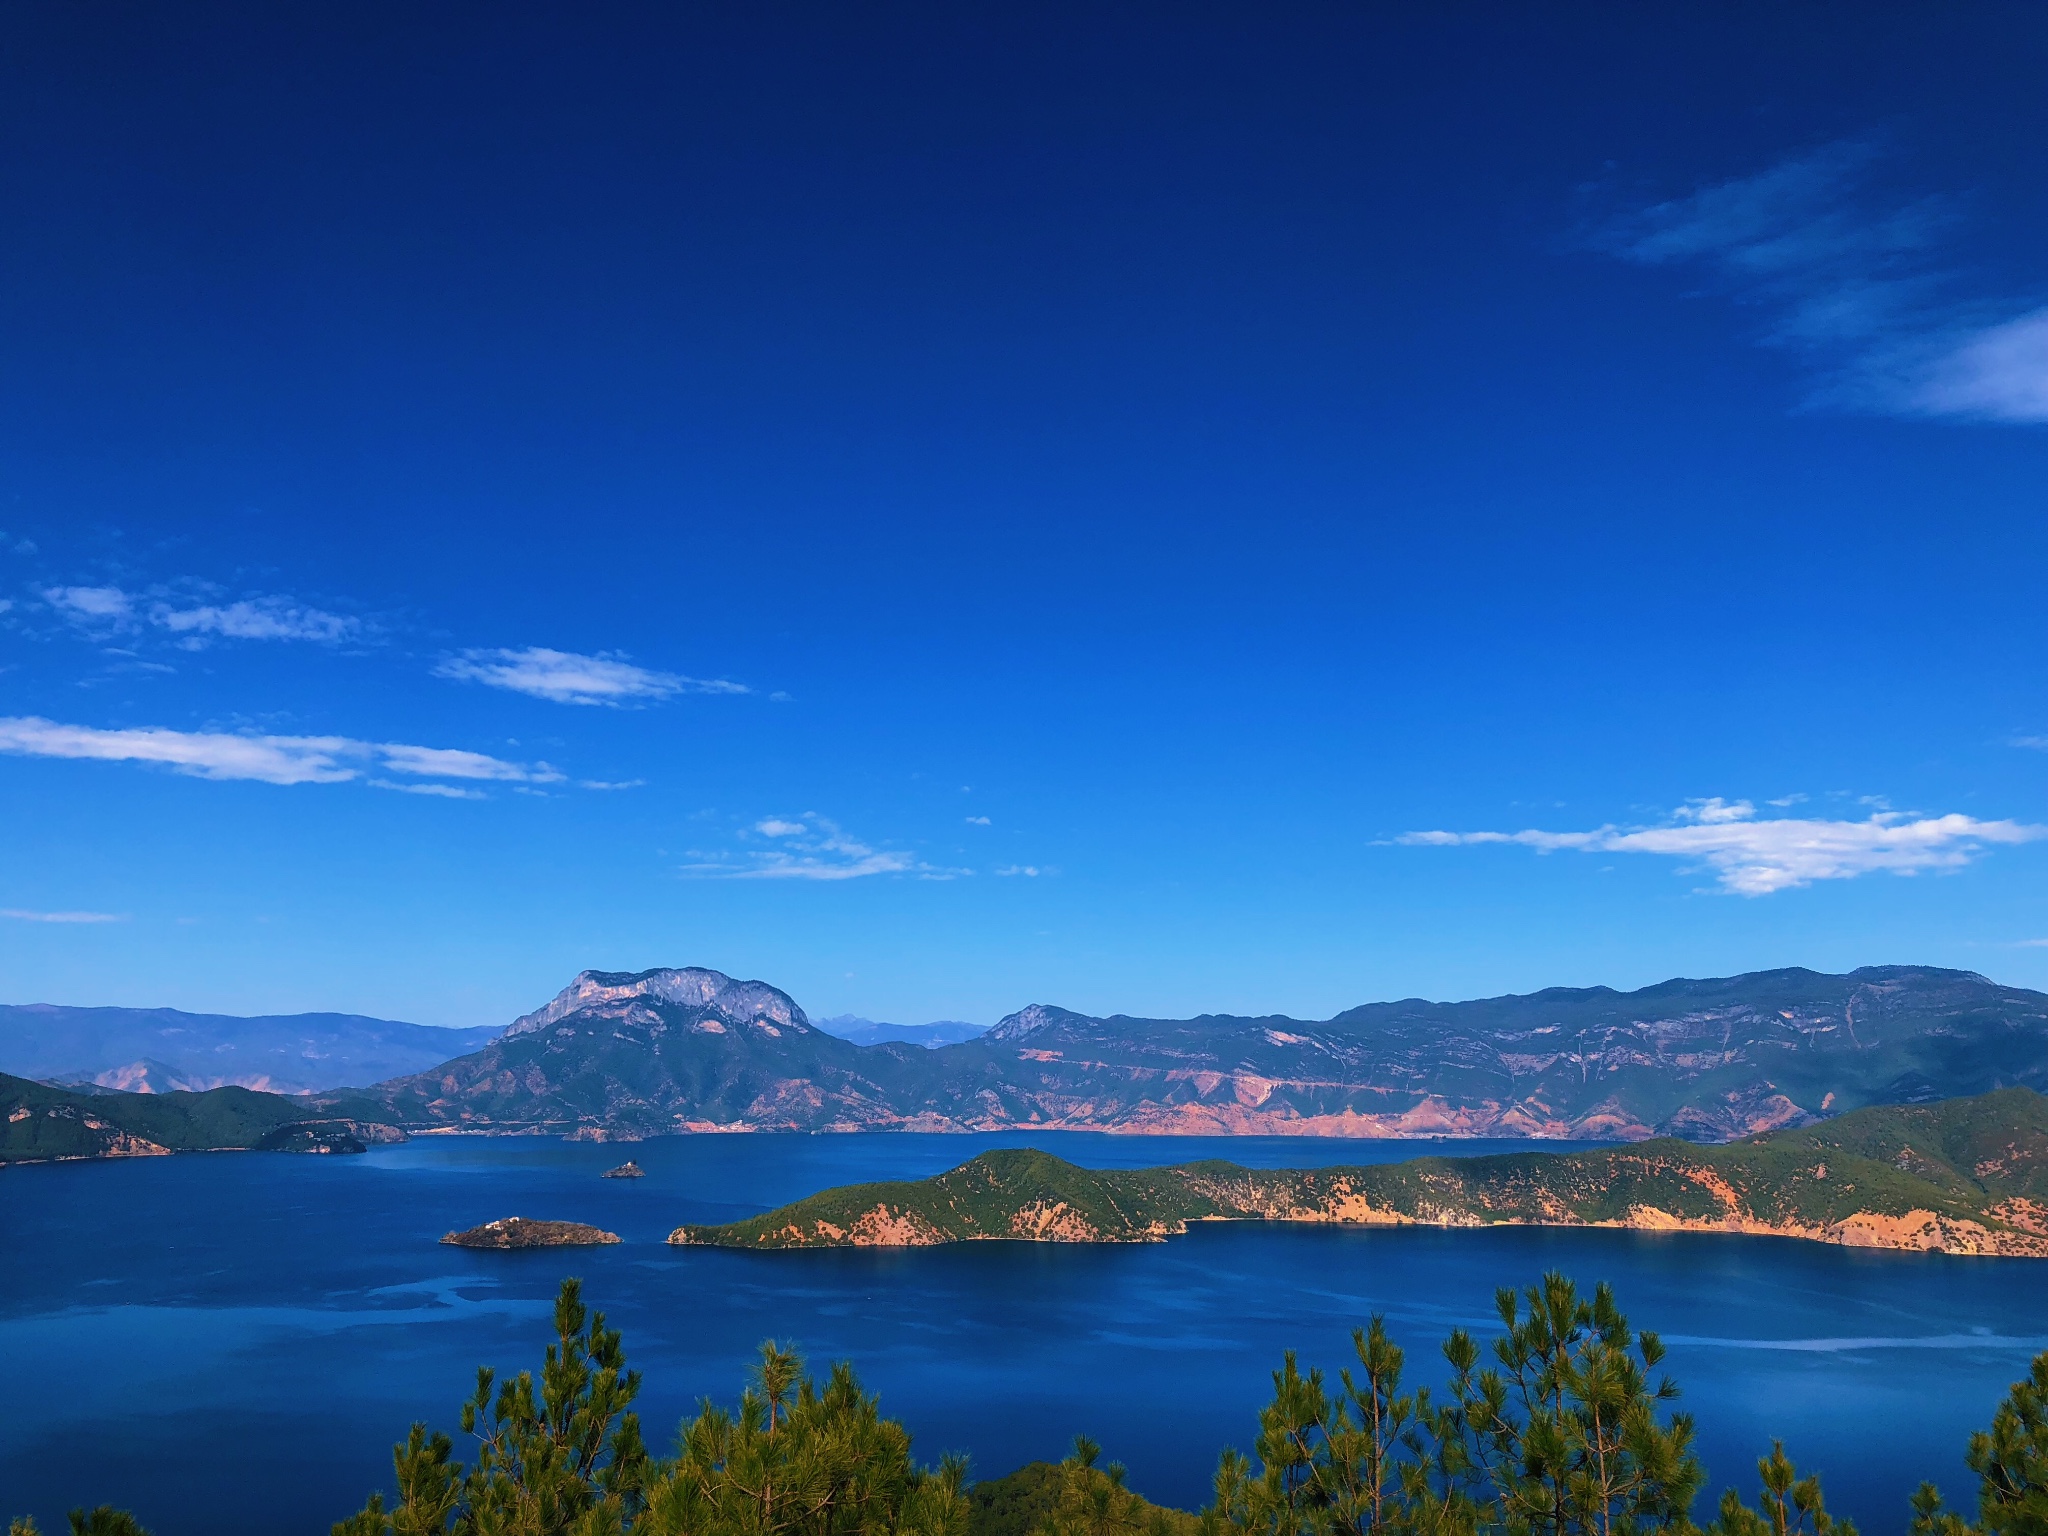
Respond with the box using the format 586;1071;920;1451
3;1132;2043;1536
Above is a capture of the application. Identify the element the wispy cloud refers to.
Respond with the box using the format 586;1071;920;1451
1401;797;2046;896
683;813;942;881
373;743;549;782
0;907;126;923
42;585;360;644
0;716;561;791
1596;140;2048;424
155;599;357;643
437;646;746;706
996;865;1042;877
368;779;488;800
965;815;991;825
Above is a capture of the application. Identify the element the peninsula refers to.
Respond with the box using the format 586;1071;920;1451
669;1087;2048;1257
1;1070;403;1164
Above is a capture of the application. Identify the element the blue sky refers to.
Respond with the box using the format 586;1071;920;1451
4;4;2048;1029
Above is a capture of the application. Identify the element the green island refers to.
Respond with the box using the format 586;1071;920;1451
669;1087;2048;1256
0;1070;399;1164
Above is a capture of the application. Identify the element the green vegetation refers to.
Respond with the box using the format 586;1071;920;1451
670;1090;2048;1255
968;1453;1200;1536
0;1071;394;1163
1211;1275;1705;1536
15;1269;2048;1536
965;1460;1068;1536
330;1279;970;1536
1704;1443;1853;1536
1040;1440;1203;1536
9;1507;151;1535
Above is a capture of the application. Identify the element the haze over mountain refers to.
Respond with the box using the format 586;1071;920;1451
361;963;2048;1142
814;1015;991;1048
0;1003;502;1096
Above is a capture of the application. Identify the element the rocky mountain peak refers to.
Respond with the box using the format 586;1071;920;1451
504;966;812;1038
989;1003;1085;1041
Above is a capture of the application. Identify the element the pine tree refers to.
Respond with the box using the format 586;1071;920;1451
1912;1351;2048;1536
1448;1273;1701;1536
1210;1319;1460;1536
336;1277;646;1536
339;1284;968;1536
1041;1436;1204;1536
1213;1275;1698;1536
633;1341;971;1536
1704;1442;1853;1536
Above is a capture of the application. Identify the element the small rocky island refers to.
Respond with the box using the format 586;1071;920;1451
442;1217;621;1249
602;1161;645;1179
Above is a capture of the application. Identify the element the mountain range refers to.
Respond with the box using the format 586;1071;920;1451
0;1003;501;1095
355;962;2048;1142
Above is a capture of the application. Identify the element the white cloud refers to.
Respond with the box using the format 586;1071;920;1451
369;779;487;800
996;865;1042;877
0;907;126;923
965;815;991;825
0;715;559;791
1914;308;2048;423
436;646;746;706
44;585;134;622
1599;140;2048;424
153;598;358;644
684;814;938;881
1401;797;2047;896
43;585;358;643
375;743;559;783
580;778;646;791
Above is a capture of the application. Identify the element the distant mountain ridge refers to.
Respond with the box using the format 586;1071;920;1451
0;1003;502;1096
357;963;2048;1143
814;1015;990;1048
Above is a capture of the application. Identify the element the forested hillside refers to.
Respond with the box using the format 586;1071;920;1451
0;1072;400;1162
671;1087;2048;1256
